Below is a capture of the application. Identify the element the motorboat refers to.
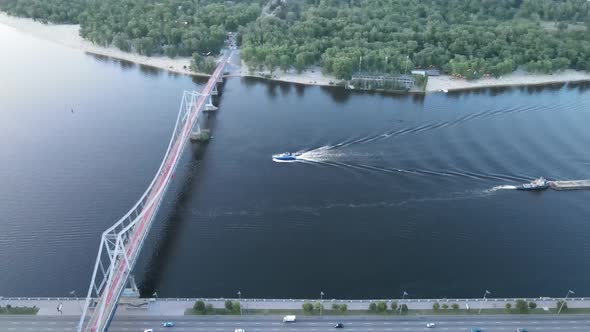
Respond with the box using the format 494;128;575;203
515;177;549;191
272;152;298;162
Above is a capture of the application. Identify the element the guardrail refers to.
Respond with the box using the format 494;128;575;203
2;297;585;302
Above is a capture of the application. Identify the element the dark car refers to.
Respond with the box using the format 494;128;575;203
334;323;343;328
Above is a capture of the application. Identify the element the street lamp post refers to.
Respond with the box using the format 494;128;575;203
478;290;491;314
557;290;574;315
320;291;324;317
399;291;408;315
69;291;83;312
237;291;242;316
404;55;410;75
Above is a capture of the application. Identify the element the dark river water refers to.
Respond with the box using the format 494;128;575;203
2;24;590;300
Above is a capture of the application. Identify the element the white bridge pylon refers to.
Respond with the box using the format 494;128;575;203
78;53;230;332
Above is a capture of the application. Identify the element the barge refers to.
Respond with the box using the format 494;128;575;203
549;180;590;191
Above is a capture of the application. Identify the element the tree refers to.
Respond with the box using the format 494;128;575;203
369;302;377;312
113;33;130;52
391;302;398;311
332;304;340;311
205;304;213;313
433;303;440;311
331;57;354;80
302;302;314;313
314;301;323;313
528;302;537;310
557;300;568;312
515;299;528;313
232;301;241;313
451;303;459;311
279;54;291;72
339;303;347;312
294;53;306;73
190;53;204;72
442;304;449;310
194;300;205;312
377;301;388;312
266;54;280;75
225;300;233;311
400;304;408;313
505;303;512;311
201;57;218;74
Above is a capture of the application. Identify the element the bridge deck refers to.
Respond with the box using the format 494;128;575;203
81;53;230;332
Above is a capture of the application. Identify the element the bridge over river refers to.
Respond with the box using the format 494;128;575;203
77;52;231;332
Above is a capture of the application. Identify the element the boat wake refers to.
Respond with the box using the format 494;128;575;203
272;158;301;163
488;185;518;192
300;99;580;155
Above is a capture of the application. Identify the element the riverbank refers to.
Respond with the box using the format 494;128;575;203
0;12;339;86
426;70;590;92
238;61;340;86
0;12;201;77
3;11;590;91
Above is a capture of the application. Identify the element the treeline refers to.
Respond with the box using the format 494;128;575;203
0;0;263;56
2;0;590;79
240;0;590;79
0;0;85;23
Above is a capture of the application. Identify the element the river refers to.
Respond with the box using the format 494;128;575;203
2;24;590;300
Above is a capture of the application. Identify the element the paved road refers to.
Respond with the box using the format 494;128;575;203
1;315;590;332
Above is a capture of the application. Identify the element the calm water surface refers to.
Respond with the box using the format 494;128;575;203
2;24;590;300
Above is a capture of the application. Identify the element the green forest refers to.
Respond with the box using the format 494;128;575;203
0;0;263;56
2;0;590;79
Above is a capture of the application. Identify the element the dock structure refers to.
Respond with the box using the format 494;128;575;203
348;73;416;91
550;180;590;190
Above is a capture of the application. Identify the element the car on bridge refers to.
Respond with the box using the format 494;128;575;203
162;321;175;327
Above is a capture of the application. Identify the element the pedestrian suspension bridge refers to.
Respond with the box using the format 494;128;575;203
77;52;231;332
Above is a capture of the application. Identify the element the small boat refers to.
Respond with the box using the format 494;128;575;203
272;152;298;162
516;177;549;191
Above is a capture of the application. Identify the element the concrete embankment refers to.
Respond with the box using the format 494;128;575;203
3;296;590;316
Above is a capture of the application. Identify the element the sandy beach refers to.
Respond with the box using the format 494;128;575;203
0;12;198;76
2;11;589;91
427;70;590;92
237;60;339;86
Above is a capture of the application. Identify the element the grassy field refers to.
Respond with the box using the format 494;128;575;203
0;305;38;315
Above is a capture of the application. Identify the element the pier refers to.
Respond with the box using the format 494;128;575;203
550;180;590;191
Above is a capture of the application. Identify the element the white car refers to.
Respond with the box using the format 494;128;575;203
426;323;436;328
235;329;245;332
144;330;154;332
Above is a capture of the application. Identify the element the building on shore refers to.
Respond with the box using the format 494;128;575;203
411;68;441;76
347;73;416;91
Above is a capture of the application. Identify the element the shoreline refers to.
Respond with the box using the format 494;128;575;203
0;12;204;77
426;69;590;93
2;11;590;92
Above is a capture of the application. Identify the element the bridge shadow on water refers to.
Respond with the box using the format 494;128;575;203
137;82;226;298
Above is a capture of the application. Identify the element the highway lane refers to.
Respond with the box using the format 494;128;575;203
1;315;590;331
